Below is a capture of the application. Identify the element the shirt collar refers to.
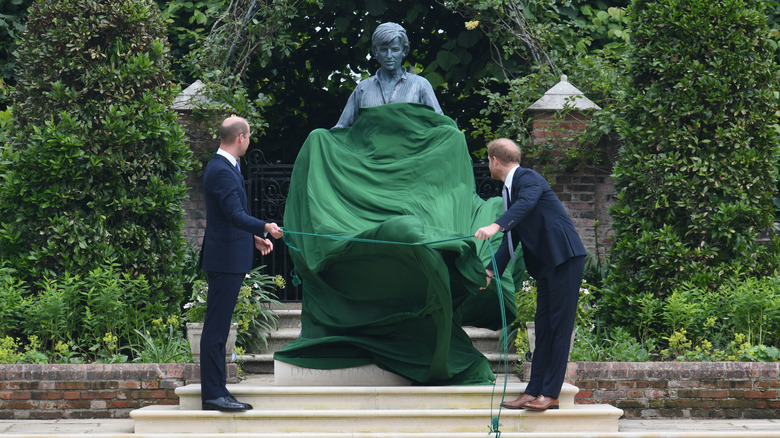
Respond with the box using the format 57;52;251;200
216;148;238;167
504;165;520;193
373;68;409;82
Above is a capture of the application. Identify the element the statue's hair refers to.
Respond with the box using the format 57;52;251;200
372;22;409;56
487;138;522;164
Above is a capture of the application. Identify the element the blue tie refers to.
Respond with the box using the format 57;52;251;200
503;185;515;261
235;162;241;173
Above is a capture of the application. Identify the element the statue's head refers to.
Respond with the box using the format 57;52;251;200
371;22;409;59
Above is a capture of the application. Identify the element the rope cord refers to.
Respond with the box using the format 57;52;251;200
280;228;509;436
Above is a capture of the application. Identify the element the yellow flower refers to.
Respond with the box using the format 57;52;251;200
465;20;479;30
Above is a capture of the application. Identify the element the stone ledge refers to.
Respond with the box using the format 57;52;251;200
1;362;778;420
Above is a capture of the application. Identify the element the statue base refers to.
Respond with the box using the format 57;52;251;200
274;360;411;386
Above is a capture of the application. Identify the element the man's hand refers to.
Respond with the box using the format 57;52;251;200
264;222;284;239
254;235;274;255
474;223;502;240
480;269;495;290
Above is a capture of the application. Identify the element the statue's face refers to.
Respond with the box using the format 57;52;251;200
375;37;405;72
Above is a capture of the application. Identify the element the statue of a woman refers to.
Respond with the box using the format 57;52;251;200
333;22;443;128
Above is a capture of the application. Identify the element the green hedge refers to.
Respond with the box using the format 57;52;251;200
0;0;193;357
602;0;780;334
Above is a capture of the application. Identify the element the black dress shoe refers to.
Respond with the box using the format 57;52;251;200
226;395;253;410
202;396;249;411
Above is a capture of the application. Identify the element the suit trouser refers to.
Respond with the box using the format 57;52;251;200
200;271;244;401
525;255;585;399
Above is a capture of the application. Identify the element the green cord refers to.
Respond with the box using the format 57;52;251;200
280;227;509;435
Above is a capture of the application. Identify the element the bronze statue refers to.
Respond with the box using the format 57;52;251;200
333;22;442;128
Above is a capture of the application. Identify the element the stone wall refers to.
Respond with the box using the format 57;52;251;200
1;362;776;420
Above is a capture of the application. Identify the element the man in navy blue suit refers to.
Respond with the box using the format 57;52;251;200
475;138;586;411
199;116;283;411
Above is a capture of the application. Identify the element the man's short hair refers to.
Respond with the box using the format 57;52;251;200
487;138;521;164
220;118;249;143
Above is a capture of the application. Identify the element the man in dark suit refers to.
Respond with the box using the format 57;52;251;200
475;138;586;411
199;116;283;411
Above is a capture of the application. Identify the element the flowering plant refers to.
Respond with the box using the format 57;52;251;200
183;266;285;352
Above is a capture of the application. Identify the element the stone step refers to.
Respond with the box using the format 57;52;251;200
466;326;518;354
131;380;621;434
255;327;515;355
259;327;301;352
237;352;522;375
174;378;578;410
273;309;303;329
131;404;622;434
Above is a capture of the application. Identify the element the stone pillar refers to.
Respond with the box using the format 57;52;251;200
172;80;219;247
527;75;615;258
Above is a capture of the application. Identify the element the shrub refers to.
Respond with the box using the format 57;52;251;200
184;266;284;353
0;0;193;330
18;262;154;359
602;0;780;332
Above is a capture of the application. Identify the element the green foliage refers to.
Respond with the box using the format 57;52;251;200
156;0;225;83
572;326;652;362
512;278;599;359
602;0;780;330
612;275;780;360
235;0;506;161
0;261;201;363
9;262;154;359
443;0;629;175
0;335;48;364
0;0;32;84
0;0;193;323
131;316;191;363
0;267;26;338
184;266;284;352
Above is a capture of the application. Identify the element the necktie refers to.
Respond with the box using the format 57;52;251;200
502;185;515;260
235;162;241;173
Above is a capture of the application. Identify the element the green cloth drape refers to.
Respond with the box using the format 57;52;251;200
274;103;519;385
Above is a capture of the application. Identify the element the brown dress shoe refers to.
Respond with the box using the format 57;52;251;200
501;393;537;410
522;395;559;411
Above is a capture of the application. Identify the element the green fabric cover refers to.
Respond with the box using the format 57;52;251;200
275;103;519;385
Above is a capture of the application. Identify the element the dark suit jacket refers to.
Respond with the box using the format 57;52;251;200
200;153;268;274
488;166;586;278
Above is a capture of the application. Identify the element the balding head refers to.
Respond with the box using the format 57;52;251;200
487;138;521;164
219;116;251;158
220;116;250;144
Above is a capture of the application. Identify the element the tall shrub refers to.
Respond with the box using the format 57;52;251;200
603;0;780;328
0;1;192;318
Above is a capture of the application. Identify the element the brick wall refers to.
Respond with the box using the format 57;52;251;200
177;111;218;248
182;170;207;248
0;363;235;420
530;111;617;257
571;362;780;419
1;362;776;419
551;166;615;258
